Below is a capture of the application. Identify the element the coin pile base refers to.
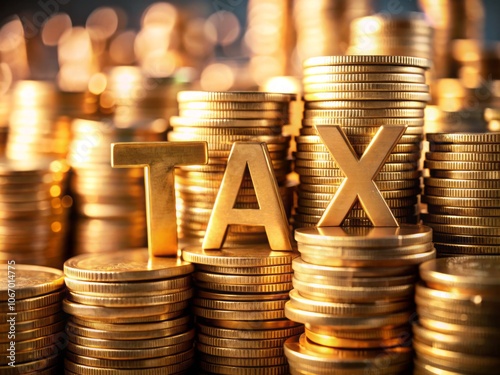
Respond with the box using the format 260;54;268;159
62;249;195;374
414;257;500;374
182;245;302;374
0;265;66;374
285;225;435;374
423;132;500;256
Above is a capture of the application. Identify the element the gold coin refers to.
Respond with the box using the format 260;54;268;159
424;178;500;189
303;73;426;84
195;264;292;275
194;272;292;285
425;187;500;198
422;195;500;208
0;289;64;312
170;116;284;128
302;122;424;133
429;143;500;153
297;242;432;258
168;132;290;144
304;108;424;118
195;289;289;302
303;55;431;69
198;362;289;375
64;276;190;296
196;322;303;340
294;159;418;172
433;243;500;255
178;101;285;111
198;317;300;330
426;152;500;162
427;132;500;144
64;249;193;281
423;214;500;227
196;342;284;358
64;358;193;374
303;65;426;75
182;245;298;267
425;223;500;236
297;142;421;154
432;232;500;245
172;126;281;136
197;333;287;349
193;297;287;311
305;328;407;349
430;170;500;180
194;280;292;294
14;302;62;321
306;100;427;110
304;82;429;93
65;348;194;369
178;109;286;120
177;91;295;103
295;134;423;144
294;272;417;287
0;354;60;374
304;91;431;102
62;299;189;319
68;314;191;332
199;353;288;367
0;265;64;300
0;312;64;332
66;340;193;360
418;316;500;339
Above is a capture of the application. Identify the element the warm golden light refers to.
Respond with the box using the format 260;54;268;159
42;13;72;46
200;63;234;91
86;7;119;41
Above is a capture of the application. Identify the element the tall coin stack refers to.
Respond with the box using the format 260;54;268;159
182;246;303;374
423;132;500;256
284;225;436;374
0;159;71;268
63;250;196;374
67;118;166;256
294;55;431;228
170;91;295;247
414;257;500;374
0;265;66;374
347;13;433;61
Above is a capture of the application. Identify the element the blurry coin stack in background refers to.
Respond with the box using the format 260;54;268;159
0;265;66;374
293;0;373;66
6;80;96;161
170;91;295;247
63;250;196;374
294;55;431;228
422;132;500;256
0;159;71;268
67;117;166;256
284;225;435;374
347;12;433;61
414;257;500;374
182;246;302;374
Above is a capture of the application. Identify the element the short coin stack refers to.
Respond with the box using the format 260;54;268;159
422;132;500;256
68;118;166;256
284;225;436;374
62;250;196;374
170;91;295;247
295;55;431;228
0;265;66;374
414;256;500;374
0;158;71;268
182;245;303;374
347;12;433;60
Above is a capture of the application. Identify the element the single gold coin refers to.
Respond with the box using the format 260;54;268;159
0;320;65;343
304;91;431;102
303;55;431;69
196;342;284;358
194;280;293;294
193;297;287;311
433;243;500;255
0;289;65;312
422;214;500;227
293;272;417;287
177;91;295;103
0;354;60;374
424;223;500;236
0;264;64;300
198;361;289;375
194;272;292;285
429;170;500;180
170;116;284;128
64;249;193;281
68;314;191;332
197;333;287;349
197;317;300;330
195;264;292;275
424;186;500;198
178;101;285;111
0;312;64;332
64;358;194;374
171;126;281;136
196;322;303;340
432;232;500;245
426;152;500;162
304;82;428;93
13;302;62;322
178;109;286;120
422;195;500;208
303;73;426;84
305;328;408;349
304;108;424;118
424;177;500;189
427;132;500;144
303;64;426;76
182;245;298;267
199;353;288;367
429;143;500;153
64;275;191;296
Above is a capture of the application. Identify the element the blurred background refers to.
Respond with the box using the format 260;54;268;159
1;0;500;268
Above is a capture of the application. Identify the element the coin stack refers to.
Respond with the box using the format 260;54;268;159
182;245;303;374
295;55;431;228
0;264;66;374
284;225;436;374
62;249;196;374
67;117;166;256
347;13;433;61
170;91;295;247
422;132;500;256
0;158;72;268
414;257;500;374
293;0;373;64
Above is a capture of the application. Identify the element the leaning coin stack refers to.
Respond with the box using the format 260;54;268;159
67;117;166;256
422;132;500;256
284;225;435;374
170;91;295;247
347;12;433;61
414;257;500;374
62;249;196;374
182;246;303;374
0;265;66;374
0;158;72;268
295;55;431;228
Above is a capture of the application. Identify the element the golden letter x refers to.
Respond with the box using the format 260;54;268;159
316;125;406;227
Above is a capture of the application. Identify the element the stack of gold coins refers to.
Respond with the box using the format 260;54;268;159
414;257;500;373
170;91;295;247
295;55;431;228
0;264;66;374
67;118;166;256
347;13;433;60
284;225;435;374
0;158;71;268
182;245;303;374
422;132;500;256
63;249;195;374
293;0;373;63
